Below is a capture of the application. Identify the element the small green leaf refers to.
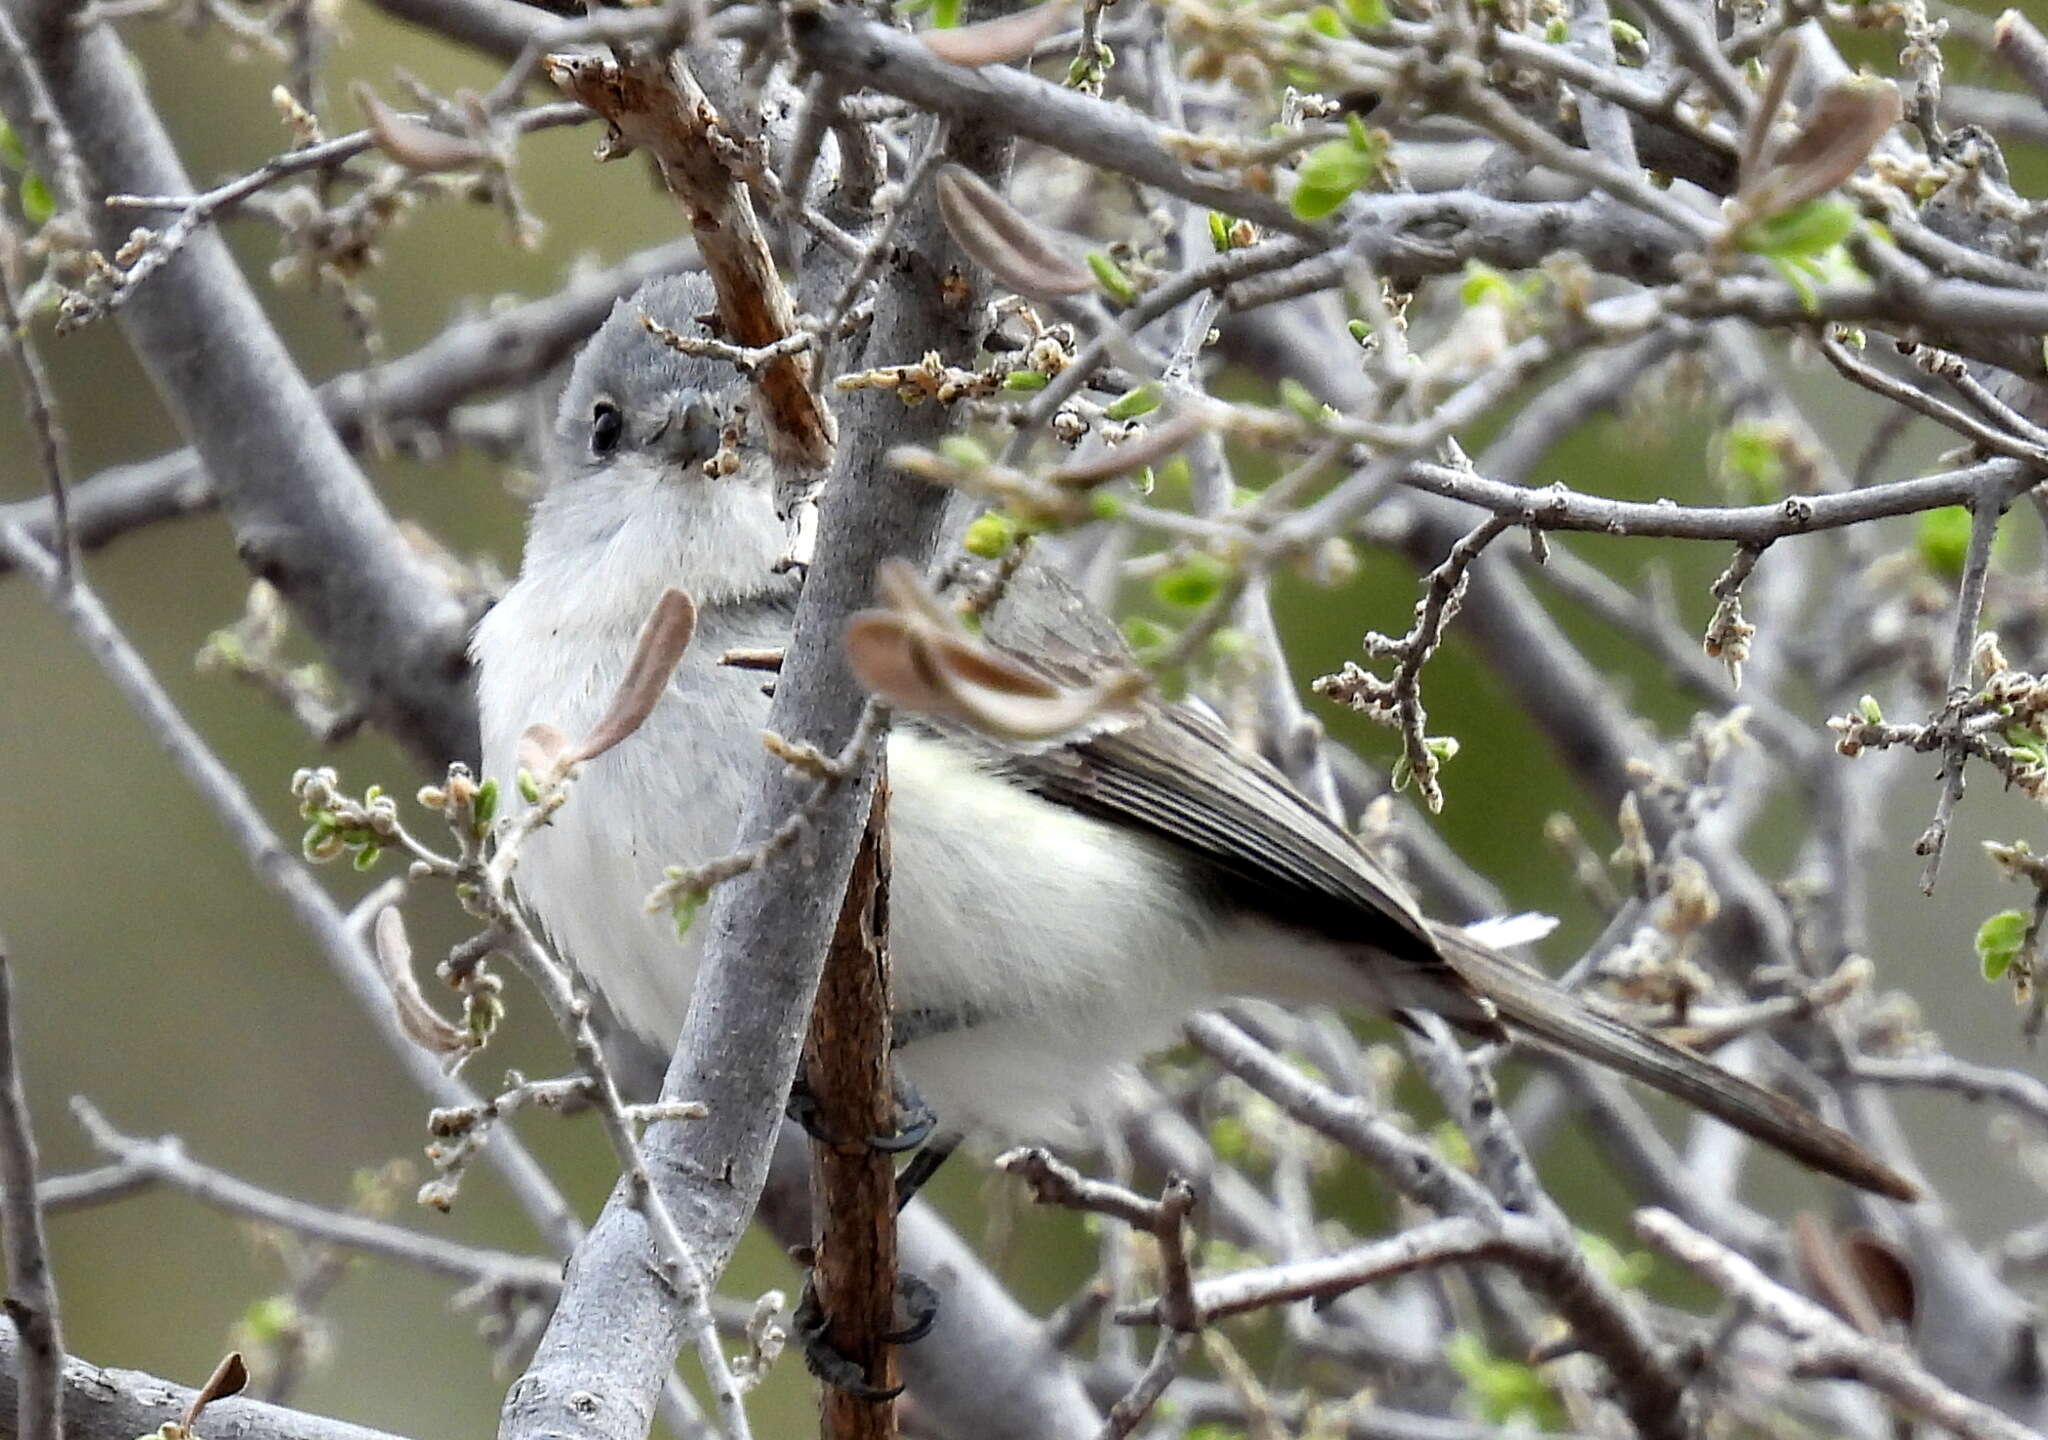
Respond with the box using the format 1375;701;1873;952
1608;17;1645;56
1720;420;1787;500
940;434;991;467
930;0;960;27
1459;260;1524;310
1339;0;1388;25
1087;251;1137;306
473;777;499;829
1307;4;1344;36
1089;489;1128;521
1278;377;1327;424
1425;734;1460;763
1121;615;1177;661
1977;909;2028;982
20;172;52;226
1346;317;1372;344
1740;196;1858;259
1208;210;1232;253
1857;694;1884;725
1207;626;1251;662
1291;138;1374;221
672;886;709;940
1104;383;1162;421
1917;506;1972;580
1578;1229;1654;1289
1543;15;1568;40
1002;368;1048;391
517;769;542;804
1153;552;1231;609
352;843;382;872
963;511;1018;558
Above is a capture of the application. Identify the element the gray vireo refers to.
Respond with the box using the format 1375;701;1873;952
472;273;1916;1204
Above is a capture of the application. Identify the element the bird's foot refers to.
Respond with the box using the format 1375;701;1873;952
793;1269;941;1399
786;1072;937;1155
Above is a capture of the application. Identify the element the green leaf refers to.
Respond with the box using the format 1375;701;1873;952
963;511;1018;559
939;435;991;467
516;769;542;804
1307;4;1345;35
1002;368;1048;391
1346;317;1372;344
19;172;51;227
1917;506;1972;580
1208;211;1232;252
1087;251;1137;306
1278;377;1328;424
1089;489;1128;521
1857;694;1884;725
2008;726;2047;768
1977;909;2028;982
1339;0;1389;24
672;886;709;940
1104;383;1162;421
1720;420;1787;500
1740;196;1858;259
473;777;499;829
1291;138;1375;221
1445;1332;1565;1428
1543;15;1568;40
930;0;960;27
1153;552;1231;609
1460;262;1514;309
1121;615;1176;661
352;843;382;872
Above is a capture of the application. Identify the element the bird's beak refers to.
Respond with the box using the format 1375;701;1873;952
656;389;723;471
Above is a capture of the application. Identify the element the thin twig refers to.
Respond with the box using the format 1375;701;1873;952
0;944;63;1440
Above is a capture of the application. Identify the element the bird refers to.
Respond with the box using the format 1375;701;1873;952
471;271;1918;1205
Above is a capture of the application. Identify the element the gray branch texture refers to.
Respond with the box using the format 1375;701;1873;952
6;0;2048;1439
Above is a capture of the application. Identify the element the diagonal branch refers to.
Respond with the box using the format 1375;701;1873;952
0;14;476;769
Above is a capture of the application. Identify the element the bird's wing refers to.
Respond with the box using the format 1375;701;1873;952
972;562;1483;1013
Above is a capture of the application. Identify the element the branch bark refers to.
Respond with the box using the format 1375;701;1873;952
0;1322;415;1440
805;778;901;1436
0;12;476;769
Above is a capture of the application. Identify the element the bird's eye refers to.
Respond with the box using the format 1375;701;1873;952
590;400;625;456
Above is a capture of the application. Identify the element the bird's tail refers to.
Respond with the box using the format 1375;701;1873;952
1429;922;1921;1203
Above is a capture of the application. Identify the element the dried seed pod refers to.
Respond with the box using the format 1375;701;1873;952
846;559;1148;742
574;588;698;762
1739;72;1902;221
373;907;472;1057
935;164;1094;300
921;0;1072;67
354;83;486;173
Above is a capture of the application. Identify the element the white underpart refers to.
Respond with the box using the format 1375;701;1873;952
475;459;1440;1141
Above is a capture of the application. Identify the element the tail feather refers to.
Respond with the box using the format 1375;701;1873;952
1430;923;1922;1203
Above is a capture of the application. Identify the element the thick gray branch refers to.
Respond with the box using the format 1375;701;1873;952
0;13;475;769
0;1321;415;1440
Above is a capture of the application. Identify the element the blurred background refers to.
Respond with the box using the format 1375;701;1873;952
1;6;2046;1436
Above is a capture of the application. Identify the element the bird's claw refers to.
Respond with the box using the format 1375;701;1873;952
794;1270;942;1400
